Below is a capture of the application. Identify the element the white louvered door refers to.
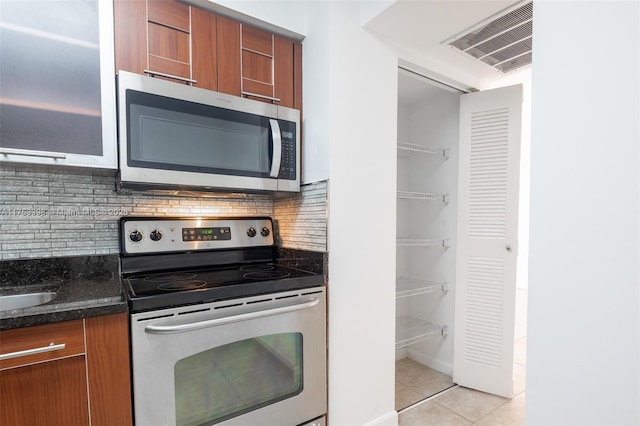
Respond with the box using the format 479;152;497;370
453;85;522;398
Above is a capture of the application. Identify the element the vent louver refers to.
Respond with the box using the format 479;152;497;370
446;1;533;73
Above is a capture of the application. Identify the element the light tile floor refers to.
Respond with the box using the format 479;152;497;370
398;289;528;425
396;359;455;411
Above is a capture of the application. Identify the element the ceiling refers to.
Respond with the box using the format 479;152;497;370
364;0;532;90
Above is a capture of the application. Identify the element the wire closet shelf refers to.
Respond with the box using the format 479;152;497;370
396;316;448;350
397;142;449;158
397;239;450;248
396;277;449;299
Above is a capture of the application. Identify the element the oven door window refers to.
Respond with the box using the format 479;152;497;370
126;90;273;178
174;333;303;426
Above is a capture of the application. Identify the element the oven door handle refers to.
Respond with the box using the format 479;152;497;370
144;297;320;335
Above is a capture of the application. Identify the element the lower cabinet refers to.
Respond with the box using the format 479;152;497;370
85;313;133;425
1;356;89;426
0;313;132;426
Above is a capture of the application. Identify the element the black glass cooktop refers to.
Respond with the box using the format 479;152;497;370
124;262;324;313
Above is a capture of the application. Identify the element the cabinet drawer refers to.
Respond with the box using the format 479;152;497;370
0;320;85;370
148;0;190;32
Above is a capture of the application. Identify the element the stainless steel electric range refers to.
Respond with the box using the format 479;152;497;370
119;217;326;426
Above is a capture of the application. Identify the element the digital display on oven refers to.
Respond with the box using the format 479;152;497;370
182;227;231;241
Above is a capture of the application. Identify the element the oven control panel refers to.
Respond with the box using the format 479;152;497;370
120;217;274;254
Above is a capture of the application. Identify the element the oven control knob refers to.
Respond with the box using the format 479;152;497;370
149;230;162;241
247;227;257;237
129;230;143;242
260;227;270;237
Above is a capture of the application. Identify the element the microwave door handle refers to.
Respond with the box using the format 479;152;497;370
144;297;320;335
269;119;282;178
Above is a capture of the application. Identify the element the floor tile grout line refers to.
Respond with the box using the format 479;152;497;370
432;392;512;424
398;384;460;414
469;392;526;425
462;396;512;424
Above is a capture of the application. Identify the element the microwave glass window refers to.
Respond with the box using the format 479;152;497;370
127;91;273;177
174;333;303;426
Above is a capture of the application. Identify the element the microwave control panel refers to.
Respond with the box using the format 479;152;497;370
278;122;297;181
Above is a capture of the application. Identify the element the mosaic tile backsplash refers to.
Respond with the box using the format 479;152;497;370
0;165;327;260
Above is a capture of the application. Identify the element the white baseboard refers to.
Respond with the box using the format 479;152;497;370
395;348;408;361
363;411;399;426
407;349;453;376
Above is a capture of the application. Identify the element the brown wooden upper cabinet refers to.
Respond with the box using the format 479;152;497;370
114;0;302;109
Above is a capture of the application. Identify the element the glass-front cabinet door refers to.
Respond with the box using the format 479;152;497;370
0;0;116;168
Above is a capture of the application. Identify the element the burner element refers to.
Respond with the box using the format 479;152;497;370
243;270;291;280
144;272;197;283
158;280;207;291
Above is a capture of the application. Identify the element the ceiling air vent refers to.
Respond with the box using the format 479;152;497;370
445;1;532;73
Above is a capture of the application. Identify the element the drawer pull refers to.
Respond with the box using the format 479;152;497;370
241;91;281;103
144;69;196;85
0;343;66;361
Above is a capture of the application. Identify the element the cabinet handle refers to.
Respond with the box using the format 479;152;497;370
144;69;197;85
0;148;67;159
0;343;66;361
241;91;281;103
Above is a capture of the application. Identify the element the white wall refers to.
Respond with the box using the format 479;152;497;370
360;0;395;26
327;3;398;424
299;2;330;184
527;1;640;425
200;0;307;36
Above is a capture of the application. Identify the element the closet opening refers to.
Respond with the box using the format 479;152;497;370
395;66;529;411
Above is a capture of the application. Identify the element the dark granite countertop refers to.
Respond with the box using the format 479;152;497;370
0;250;325;330
0;255;127;330
276;247;327;277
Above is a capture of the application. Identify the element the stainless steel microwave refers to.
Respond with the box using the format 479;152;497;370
116;71;300;193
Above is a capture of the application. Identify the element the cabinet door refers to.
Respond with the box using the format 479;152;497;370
0;0;116;169
274;35;294;108
293;41;303;111
216;15;241;96
191;7;218;91
147;0;191;81
0;356;89;426
85;313;133;426
241;25;274;100
114;0;146;75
